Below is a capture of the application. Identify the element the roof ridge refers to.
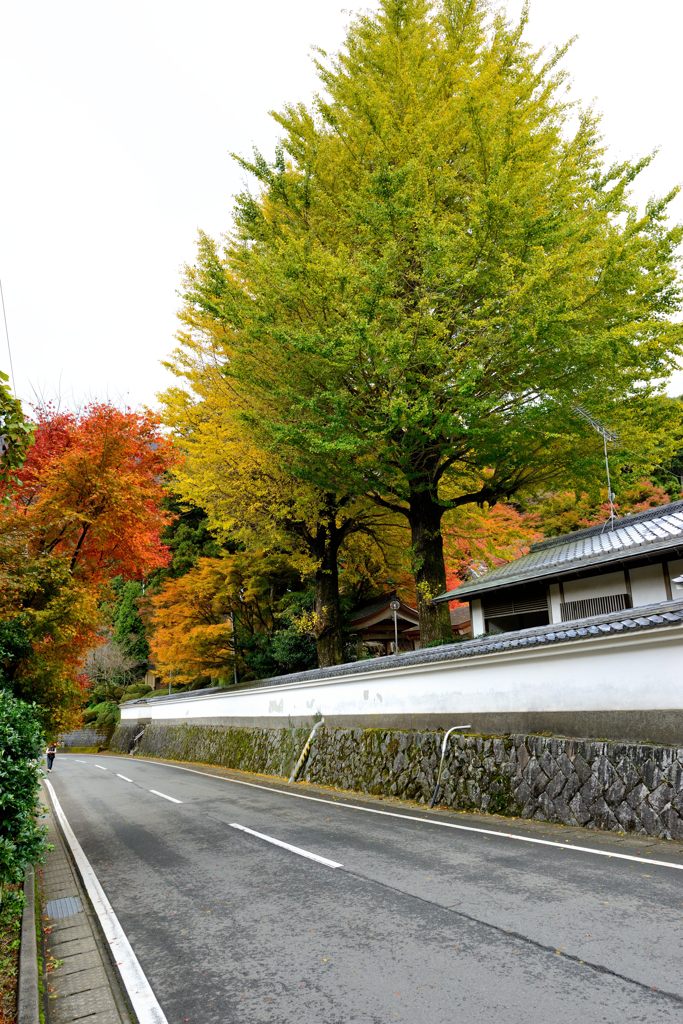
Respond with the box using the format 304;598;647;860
531;498;683;552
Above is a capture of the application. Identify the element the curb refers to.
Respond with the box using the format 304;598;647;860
17;864;39;1024
44;779;166;1023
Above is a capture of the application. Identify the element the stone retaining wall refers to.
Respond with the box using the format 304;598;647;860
109;721;683;840
110;720;311;778
59;728;108;749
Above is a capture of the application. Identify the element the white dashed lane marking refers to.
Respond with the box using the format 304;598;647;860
230;823;342;868
149;789;182;805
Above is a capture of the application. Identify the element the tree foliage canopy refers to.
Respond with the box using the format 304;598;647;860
164;295;395;665
0;370;33;491
177;0;682;641
13;403;174;581
0;404;174;731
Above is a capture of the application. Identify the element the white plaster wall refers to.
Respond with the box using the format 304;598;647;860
548;583;562;624
562;571;626;602
121;626;683;723
629;564;668;607
470;599;485;636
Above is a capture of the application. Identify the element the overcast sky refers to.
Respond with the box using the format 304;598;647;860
1;0;682;412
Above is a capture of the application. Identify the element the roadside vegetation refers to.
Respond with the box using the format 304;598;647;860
0;886;23;1024
0;691;45;1024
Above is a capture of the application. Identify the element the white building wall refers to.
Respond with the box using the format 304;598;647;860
629;564;668;606
548;583;562;624
121;624;683;724
562;571;626;602
470;599;485;636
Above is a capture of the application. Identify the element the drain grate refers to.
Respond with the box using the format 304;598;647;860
45;895;83;919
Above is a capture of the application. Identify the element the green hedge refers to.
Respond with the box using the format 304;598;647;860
0;692;46;885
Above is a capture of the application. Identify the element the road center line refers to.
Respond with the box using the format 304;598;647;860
44;780;168;1024
95;764;107;771
117;774;133;783
149;789;182;804
126;756;683;873
230;823;342;868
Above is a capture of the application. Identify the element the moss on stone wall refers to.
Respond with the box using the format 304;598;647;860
111;721;311;777
109;722;141;753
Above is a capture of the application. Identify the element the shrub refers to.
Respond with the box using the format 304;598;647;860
83;700;120;738
0;691;46;885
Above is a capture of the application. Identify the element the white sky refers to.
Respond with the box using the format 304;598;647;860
1;0;682;411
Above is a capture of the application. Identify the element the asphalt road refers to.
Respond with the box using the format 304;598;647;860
47;753;683;1024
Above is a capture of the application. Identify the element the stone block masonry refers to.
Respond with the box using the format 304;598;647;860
109;722;683;840
58;728;108;749
110;720;313;778
304;730;683;839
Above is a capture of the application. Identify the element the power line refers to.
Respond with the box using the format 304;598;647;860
0;278;17;394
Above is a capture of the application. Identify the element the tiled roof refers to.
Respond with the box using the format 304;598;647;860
437;500;683;602
452;600;683;657
123;598;683;706
349;592;419;630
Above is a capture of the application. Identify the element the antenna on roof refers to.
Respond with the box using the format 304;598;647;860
573;406;618;530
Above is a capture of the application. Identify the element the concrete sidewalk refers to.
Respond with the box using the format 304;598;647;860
38;783;133;1024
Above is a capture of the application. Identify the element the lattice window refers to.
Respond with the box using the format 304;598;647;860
560;593;631;621
483;586;549;619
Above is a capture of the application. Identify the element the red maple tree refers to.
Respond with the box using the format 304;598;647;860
12;403;174;581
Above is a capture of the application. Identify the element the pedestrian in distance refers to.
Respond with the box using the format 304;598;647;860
46;742;57;772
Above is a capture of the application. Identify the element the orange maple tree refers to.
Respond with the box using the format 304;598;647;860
148;558;236;686
12;403;174;581
443;503;542;595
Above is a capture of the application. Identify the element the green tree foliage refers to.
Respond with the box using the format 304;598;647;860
82;698;122;739
0;692;45;885
149;548;317;686
0;371;33;492
183;0;682;643
112;580;149;664
235;588;319;680
0;514;100;733
163;322;392;666
160;498;223;579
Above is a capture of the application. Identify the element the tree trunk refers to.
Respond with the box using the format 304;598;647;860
408;487;453;647
314;539;344;667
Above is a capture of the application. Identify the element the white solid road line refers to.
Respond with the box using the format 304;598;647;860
117;774;133;782
230;822;343;868
149;789;182;804
126;756;683;874
95;764;107;770
44;780;168;1024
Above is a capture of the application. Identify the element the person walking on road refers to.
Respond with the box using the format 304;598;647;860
46;742;57;772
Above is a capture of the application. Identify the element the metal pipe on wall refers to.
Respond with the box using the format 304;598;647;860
429;724;472;807
289;718;325;783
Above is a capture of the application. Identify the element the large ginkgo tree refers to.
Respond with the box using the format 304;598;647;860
178;0;683;643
